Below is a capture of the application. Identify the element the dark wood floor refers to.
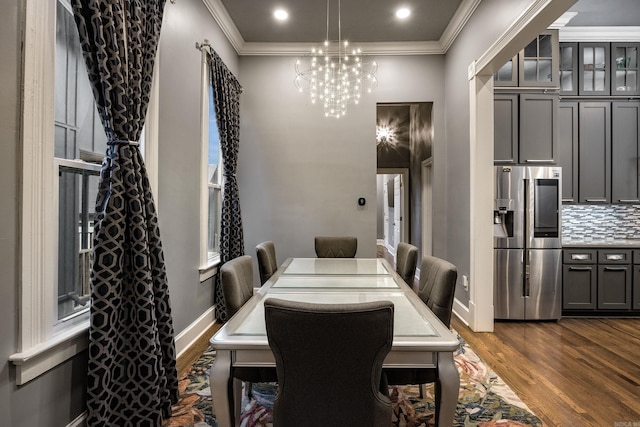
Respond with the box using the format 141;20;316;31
453;316;640;427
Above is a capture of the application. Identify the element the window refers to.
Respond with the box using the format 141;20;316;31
11;0;158;384
199;54;223;281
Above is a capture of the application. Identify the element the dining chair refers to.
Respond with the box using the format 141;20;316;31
395;242;418;287
264;297;394;427
256;241;278;285
384;255;458;421
220;255;277;407
314;236;358;258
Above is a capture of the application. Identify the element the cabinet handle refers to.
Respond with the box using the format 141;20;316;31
571;254;591;261
585;198;607;202
524;159;555;163
604;266;627;271
618;199;640;203
605;254;625;261
569;266;592;271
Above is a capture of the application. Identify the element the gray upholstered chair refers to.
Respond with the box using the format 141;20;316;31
384;255;458;420
220;255;277;404
395;242;418;287
264;298;394;427
256;241;278;285
314;236;358;258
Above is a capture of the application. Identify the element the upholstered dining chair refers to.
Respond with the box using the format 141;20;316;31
264;298;394;427
384;255;458;421
256;241;278;285
220;255;277;407
314;236;358;258
395;242;418;287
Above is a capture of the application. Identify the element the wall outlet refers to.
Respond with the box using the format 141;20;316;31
463;274;469;291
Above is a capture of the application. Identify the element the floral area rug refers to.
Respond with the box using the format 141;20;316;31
163;332;542;427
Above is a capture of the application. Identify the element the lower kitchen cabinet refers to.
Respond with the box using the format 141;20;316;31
563;248;638;315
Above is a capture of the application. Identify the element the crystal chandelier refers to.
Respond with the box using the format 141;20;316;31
294;0;378;118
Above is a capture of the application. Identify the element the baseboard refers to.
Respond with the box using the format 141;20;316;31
452;297;471;328
175;305;217;358
67;411;87;427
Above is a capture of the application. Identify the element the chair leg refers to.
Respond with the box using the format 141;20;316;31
419;383;427;399
233;378;243;422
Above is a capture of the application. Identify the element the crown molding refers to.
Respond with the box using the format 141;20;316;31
559;26;640;42
202;0;480;56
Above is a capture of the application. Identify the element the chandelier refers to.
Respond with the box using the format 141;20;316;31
294;0;378;118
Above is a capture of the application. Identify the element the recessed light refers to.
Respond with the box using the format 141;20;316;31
396;7;411;20
274;9;289;21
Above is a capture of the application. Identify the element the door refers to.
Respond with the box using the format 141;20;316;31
526;248;562;319
494;248;525;320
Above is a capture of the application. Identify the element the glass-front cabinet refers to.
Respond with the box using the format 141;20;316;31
611;42;639;96
559;43;578;96
579;43;610;96
519;32;559;87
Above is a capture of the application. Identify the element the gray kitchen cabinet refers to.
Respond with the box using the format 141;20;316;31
494;93;558;165
578;102;611;203
634;250;640;310
611;101;640;203
563;249;597;310
558;102;579;202
559;43;578;96
579;42;610;96
494;56;518;87
494;94;518;163
519;31;559;88
611;43;639;96
597;250;632;310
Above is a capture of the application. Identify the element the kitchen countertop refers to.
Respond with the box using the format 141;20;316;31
562;238;640;248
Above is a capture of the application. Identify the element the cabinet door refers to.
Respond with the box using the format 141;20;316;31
559;43;578;96
579;43;610;96
634;265;640;310
598;265;632;310
611;43;639;96
563;264;597;310
494;56;518;87
519;94;558;164
611;102;640;203
558;102;578;202
519;31;559;87
579;102;611;203
494;94;518;164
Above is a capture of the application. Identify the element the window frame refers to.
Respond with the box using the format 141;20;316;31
10;0;160;385
199;49;223;281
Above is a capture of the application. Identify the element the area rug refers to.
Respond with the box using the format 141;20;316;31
163;332;542;427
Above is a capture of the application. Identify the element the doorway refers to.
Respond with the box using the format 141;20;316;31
421;158;433;258
376;168;409;257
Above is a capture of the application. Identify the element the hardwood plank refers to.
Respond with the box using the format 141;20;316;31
176;322;222;377
453;316;640;426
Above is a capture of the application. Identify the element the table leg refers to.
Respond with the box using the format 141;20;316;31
436;351;460;427
210;349;234;426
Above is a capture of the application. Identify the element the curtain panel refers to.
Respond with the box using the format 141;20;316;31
71;1;178;425
208;51;245;322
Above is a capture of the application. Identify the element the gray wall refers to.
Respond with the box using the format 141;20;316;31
237;55;446;284
443;0;539;306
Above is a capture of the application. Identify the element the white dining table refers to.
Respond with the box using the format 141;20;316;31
209;257;460;427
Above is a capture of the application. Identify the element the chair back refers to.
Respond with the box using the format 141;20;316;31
265;298;394;427
220;255;254;319
256;241;278;285
395;242;418;286
314;236;357;258
416;255;458;327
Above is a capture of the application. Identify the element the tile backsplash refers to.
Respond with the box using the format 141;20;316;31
562;204;640;240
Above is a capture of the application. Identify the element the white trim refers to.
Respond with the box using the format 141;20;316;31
66;411;87;427
559;26;640;42
19;0;56;355
202;0;480;56
452;297;472;329
175;306;217;357
199;257;220;282
199;48;210;271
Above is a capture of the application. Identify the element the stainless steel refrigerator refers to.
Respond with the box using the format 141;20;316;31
493;166;562;320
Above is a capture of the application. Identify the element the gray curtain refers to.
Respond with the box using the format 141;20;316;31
209;51;245;322
71;1;178;425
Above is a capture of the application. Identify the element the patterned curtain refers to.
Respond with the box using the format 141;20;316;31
209;51;245;322
71;1;178;425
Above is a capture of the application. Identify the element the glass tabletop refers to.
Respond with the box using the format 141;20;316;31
229;291;438;338
282;258;391;276
271;275;401;289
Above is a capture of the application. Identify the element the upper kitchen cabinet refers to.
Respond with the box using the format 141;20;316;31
611;101;640;203
558;102;579;202
579;43;610;96
494;31;559;88
519;32;559;88
578;102;611;203
559;43;578;96
611;43;639;96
